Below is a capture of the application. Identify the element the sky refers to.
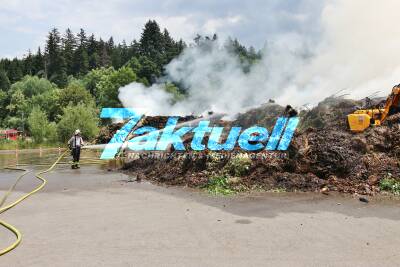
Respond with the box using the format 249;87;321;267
0;0;326;58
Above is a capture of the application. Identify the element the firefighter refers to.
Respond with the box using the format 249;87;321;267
68;129;84;169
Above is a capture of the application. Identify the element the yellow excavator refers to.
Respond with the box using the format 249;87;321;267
348;85;400;132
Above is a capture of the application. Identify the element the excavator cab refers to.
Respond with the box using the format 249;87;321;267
348;85;400;132
348;109;383;132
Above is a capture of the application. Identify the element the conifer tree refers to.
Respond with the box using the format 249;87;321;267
73;29;89;75
0;69;10;91
140;20;164;67
62;28;77;75
7;58;23;83
33;47;45;76
23;50;34;75
45;28;63;79
73;46;89;76
99;40;111;67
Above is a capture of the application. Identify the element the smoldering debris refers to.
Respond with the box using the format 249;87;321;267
98;97;400;195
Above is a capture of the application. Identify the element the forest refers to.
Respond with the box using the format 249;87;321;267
0;20;261;147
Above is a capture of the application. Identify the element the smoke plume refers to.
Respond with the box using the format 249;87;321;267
119;0;400;117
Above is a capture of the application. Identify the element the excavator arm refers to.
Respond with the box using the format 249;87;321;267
380;86;400;122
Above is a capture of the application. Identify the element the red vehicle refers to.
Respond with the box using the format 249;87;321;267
0;129;20;141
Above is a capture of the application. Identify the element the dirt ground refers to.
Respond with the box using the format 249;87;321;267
1;164;400;266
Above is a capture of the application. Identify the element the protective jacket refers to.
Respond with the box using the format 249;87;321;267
68;135;84;148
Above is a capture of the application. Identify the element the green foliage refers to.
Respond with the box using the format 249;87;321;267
205;175;235;195
32;47;45;76
125;57;141;74
46;122;58;143
96;66;137;107
0;20;190;87
124;56;155;85
224;156;252;176
10;76;56;97
139;20;164;68
30;89;61;122
62;28;77;74
379;177;400;195
58;82;95;107
27;106;47;143
6;89;28;127
6;116;25;130
164;83;185;103
7;58;23;83
109;66;137;87
139;20;185;70
7;76;60;124
137;56;159;83
137;77;150;87
99;45;112;67
0;139;58;150
0;139;20;150
0;69;10;91
203;153;254;194
89;52;99;69
82;67;114;96
46;28;62;77
225;38;261;72
73;46;89;76
0;90;9;124
49;52;68;88
46;28;69;87
67;76;85;87
27;106;58;143
57;104;99;142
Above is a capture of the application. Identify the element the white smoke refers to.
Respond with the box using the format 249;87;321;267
119;0;400;116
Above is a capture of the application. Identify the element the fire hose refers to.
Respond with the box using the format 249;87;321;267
0;150;68;256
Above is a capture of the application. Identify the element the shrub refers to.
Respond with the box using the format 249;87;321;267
58;83;95;107
379;177;400;195
224;155;252;176
57;103;99;143
205;175;235;195
28;106;58;143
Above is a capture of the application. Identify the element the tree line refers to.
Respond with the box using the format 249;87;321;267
0;20;261;145
0;20;186;87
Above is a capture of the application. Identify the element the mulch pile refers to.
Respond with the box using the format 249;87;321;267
98;97;400;195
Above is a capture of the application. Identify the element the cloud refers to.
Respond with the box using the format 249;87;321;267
0;0;324;57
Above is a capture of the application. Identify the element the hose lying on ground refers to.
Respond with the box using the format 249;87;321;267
0;150;68;256
0;168;31;208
